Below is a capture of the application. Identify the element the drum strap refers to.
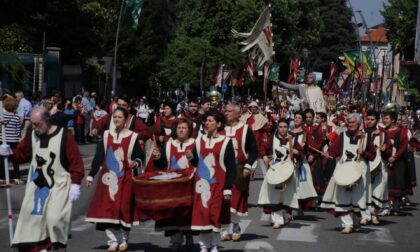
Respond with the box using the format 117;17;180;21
289;136;294;161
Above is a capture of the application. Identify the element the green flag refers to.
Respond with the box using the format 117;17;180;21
123;0;145;28
396;72;408;90
268;63;280;81
343;50;373;77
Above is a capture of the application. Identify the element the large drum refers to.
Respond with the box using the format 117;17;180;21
333;161;363;186
266;161;294;189
133;169;194;221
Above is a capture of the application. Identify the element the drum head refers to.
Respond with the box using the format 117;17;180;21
333;161;363;186
266;161;294;185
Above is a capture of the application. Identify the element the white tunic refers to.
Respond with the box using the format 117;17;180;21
13;128;72;246
370;131;389;208
258;134;299;209
321;132;370;212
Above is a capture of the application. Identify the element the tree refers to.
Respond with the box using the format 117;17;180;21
311;0;356;75
382;0;418;61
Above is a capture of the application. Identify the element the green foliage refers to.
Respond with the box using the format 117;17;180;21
382;0;417;60
312;0;356;75
0;54;30;91
0;25;32;53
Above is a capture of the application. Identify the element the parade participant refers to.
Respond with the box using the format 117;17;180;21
361;110;392;224
240;101;270;177
199;97;211;115
258;118;300;229
305;109;326;197
179;98;203;138
382;111;410;215
400;115;417;207
154;102;177;144
219;103;257;241
85;108;144;252
91;96;151;147
291;112;318;211
321;113;375;234
4;107;85;251
277;72;326;113
151;117;196;251
191;110;235;252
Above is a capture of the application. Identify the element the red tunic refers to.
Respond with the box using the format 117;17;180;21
191;135;230;232
220;123;249;221
86;130;138;228
154;115;177;143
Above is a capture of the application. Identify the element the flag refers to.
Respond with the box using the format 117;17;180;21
343;50;373;78
232;6;275;69
396;72;408;90
247;54;255;81
211;64;231;87
287;58;300;84
123;0;145;28
234;64;245;87
268;63;280;81
327;61;339;93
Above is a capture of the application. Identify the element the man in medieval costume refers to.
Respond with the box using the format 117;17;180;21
219;103;257;241
2;107;85;251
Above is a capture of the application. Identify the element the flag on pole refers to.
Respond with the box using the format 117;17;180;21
268;63;280;81
123;0;145;28
396;72;408;90
247;54;255;81
232;5;275;69
287;58;300;84
343;50;373;78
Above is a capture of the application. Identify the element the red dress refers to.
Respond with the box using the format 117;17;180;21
86;130;139;228
191;135;230;232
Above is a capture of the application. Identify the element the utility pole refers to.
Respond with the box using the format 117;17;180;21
112;0;126;97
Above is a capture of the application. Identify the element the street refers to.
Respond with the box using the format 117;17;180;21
1;144;420;251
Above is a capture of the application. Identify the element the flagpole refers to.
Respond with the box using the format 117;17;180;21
112;0;126;97
0;83;14;246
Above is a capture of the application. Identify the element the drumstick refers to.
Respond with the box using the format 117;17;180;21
308;146;333;159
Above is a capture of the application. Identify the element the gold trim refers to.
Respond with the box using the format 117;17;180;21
136;195;192;204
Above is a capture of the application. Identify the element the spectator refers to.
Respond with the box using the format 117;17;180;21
15;91;32;138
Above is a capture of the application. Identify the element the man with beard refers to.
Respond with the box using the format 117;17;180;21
361;110;392;224
0;107;85;251
220;103;257;241
179;98;203;138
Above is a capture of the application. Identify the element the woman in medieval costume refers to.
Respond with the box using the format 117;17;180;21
152;117;197;251
191;110;236;252
290;112;318;212
85;107;144;251
321;113;376;234
258;118;300;229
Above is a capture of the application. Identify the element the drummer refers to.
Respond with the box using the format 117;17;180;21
291;112;318;213
151;117;197;250
219;103;257;241
258;118;300;229
361;110;392;225
321;113;376;234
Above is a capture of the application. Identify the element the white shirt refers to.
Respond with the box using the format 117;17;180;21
17;97;32;119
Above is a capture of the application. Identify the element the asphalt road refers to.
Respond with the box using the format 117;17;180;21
1;144;420;251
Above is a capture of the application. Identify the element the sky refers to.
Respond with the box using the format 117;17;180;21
348;0;388;29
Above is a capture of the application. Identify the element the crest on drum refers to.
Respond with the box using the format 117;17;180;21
274;148;289;162
345;150;355;162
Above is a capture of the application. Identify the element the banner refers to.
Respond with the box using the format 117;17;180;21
123;0;145;28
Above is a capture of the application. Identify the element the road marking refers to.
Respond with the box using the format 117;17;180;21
260;212;270;222
357;227;395;244
244;241;275;252
276;222;318;242
239;219;252;233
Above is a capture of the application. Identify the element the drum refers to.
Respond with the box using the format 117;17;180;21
266;161;294;189
369;151;382;177
133;169;194;221
333;161;363;187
